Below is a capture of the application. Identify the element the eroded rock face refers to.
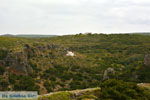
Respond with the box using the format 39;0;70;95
144;54;150;67
5;51;33;75
2;44;36;75
2;43;69;75
103;67;115;80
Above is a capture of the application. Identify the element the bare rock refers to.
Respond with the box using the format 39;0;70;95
144;54;150;67
5;51;33;75
103;67;115;80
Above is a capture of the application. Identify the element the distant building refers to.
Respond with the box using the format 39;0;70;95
66;51;75;57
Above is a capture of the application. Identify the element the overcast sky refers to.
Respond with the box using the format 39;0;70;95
0;0;150;35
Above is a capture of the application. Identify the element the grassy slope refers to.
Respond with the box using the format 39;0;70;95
38;85;150;100
138;83;150;90
38;88;100;100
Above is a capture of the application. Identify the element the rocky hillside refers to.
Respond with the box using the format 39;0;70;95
38;80;150;100
0;34;150;95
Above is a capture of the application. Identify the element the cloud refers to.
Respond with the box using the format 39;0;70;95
0;0;150;35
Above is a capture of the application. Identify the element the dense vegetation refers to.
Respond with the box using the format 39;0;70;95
100;79;150;100
39;79;150;100
0;33;150;99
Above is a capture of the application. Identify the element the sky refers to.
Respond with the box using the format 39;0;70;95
0;0;150;35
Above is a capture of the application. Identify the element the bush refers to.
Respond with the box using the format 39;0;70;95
0;49;8;60
13;76;39;92
100;79;150;100
0;66;5;75
77;95;98;100
0;79;9;90
40;92;72;100
44;80;55;92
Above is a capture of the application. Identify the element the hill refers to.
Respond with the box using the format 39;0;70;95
0;33;150;96
38;80;150;100
0;34;58;38
132;32;150;35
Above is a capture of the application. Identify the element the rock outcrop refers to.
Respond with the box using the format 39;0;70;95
1;44;69;75
144;54;150;67
103;67;115;80
5;51;33;75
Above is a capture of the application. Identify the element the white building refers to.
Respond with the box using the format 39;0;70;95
66;51;75;57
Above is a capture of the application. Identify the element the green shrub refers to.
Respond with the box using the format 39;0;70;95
0;66;5;75
0;79;9;90
40;92;72;100
13;76;39;92
100;79;150;100
0;49;8;60
77;95;98;100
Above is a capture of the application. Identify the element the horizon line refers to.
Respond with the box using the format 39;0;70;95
0;32;150;36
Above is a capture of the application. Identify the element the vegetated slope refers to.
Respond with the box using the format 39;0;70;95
1;34;58;38
38;79;150;100
0;34;150;95
38;88;100;100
